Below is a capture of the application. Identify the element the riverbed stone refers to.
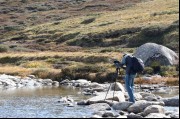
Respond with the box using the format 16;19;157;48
139;92;156;99
73;79;91;87
112;101;133;111
119;110;128;116
161;96;179;107
52;81;59;86
89;82;105;88
142;105;165;117
145;113;170;118
102;111;117;117
127;100;165;114
67;103;74;107
170;112;179;118
144;96;158;101
60;79;70;85
77;100;88;105
91;115;102;118
0;74;62;89
88;103;111;112
116;115;127;118
87;91;125;103
28;75;36;79
134;93;143;101
0;78;16;87
127;113;143;118
42;79;53;86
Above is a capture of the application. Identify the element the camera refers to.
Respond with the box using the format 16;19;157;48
113;60;121;69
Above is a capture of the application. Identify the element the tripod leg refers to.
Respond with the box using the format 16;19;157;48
112;68;119;102
112;82;116;102
104;83;111;101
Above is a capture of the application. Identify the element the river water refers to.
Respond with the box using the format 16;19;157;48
0;86;93;118
0;86;179;118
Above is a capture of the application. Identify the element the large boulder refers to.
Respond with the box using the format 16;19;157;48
133;43;179;66
127;100;165;114
142;105;165;117
87;91;125;104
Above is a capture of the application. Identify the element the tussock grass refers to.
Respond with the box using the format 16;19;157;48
0;66;31;77
32;68;61;80
135;77;179;86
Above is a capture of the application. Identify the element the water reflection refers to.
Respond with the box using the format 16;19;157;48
0;86;93;118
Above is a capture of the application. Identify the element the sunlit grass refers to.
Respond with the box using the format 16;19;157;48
21;61;52;68
24;0;179;38
0;66;32;77
0;51;122;60
135;77;179;86
0;51;123;80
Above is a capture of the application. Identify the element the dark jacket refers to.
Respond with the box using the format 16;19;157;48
121;55;136;75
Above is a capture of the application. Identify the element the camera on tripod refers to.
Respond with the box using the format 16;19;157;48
113;60;121;69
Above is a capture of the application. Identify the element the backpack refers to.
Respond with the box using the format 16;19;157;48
131;56;144;73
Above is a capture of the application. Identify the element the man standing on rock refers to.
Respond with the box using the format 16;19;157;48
120;53;137;103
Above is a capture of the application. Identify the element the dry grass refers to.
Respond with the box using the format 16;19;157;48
0;66;32;77
0;51;124;80
24;0;179;38
0;65;61;79
0;51;122;60
21;61;52;68
135;77;179;86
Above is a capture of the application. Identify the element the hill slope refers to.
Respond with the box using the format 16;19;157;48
0;0;179;52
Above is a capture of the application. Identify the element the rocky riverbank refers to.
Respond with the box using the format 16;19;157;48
59;78;179;118
0;74;59;89
0;74;179;118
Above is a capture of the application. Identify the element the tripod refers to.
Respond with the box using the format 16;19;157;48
104;68;120;102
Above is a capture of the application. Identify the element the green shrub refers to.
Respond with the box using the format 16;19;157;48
84;56;109;63
60;64;107;80
21;0;28;3
0;56;23;64
81;18;96;24
32;69;60;80
56;32;80;43
0;45;9;52
160;66;178;77
144;67;154;75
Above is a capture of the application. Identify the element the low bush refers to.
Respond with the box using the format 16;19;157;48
0;45;9;52
32;68;61;80
81;18;96;24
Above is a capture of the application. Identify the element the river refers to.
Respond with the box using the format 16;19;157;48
0;86;179;118
0;86;93;118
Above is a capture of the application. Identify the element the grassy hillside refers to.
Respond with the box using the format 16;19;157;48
0;0;179;84
0;0;179;52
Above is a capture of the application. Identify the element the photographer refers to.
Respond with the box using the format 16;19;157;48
120;53;137;103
